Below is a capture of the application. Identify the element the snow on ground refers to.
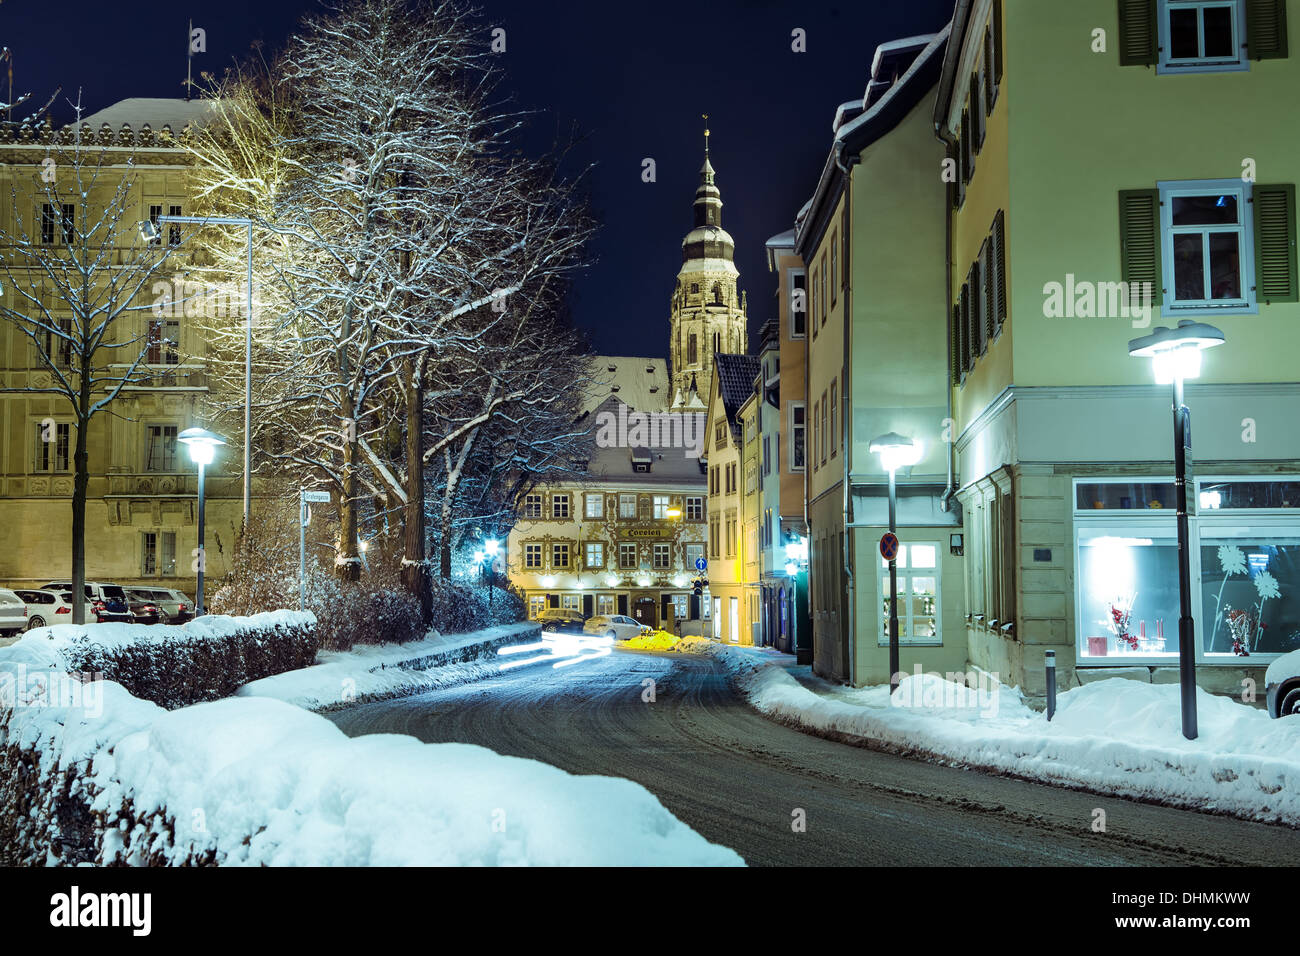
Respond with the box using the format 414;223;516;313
239;622;537;711
682;637;1300;826
620;629;681;652
0;628;744;866
19;609;317;654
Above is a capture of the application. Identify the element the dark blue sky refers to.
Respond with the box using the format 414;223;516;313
4;0;954;357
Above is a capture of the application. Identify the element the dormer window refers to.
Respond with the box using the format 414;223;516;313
631;447;652;473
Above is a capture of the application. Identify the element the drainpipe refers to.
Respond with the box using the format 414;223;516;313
935;122;958;512
835;141;860;685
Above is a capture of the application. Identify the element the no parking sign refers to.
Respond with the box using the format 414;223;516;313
879;532;899;562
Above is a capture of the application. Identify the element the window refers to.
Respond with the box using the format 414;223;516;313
552;493;570;519
879;543;942;646
43;318;73;367
1076;525;1181;659
745;458;757;495
551;543;570;569
761;436;770;476
830;232;838;305
709;516;721;558
726;515;737;558
820;253;828;325
562;594;581;611
709;466;718;497
820;391;828;465
685;542;705;569
829;381;837;459
811;269;819;338
33;421;70;473
529;595;547;618
715;421;727;449
790;403;805;471
41;203;74;245
812;400;819;471
598;595;616;616
688;333;698;365
145;425;178;472
653;495;671;519
790;270;807;337
167;205;183;246
585;542;604;569
141;531;177;576
524;543;543;569
147;204;163;244
1158;0;1248;73
147;319;180;365
653;543;671;569
619;542;638;569
585;493;604;519
522;494;542;519
1160;179;1254;314
685;496;704;521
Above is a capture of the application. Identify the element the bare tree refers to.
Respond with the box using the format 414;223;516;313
0;102;176;621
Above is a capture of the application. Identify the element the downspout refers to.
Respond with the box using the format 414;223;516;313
935;121;958;512
835;140;860;684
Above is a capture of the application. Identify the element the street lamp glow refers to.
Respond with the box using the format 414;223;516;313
1129;320;1224;384
484;538;501;556
605;575;620;588
785;561;799;577
869;432;923;472
178;427;226;465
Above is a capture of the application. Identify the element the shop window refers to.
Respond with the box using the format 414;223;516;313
1200;534;1300;656
1076;526;1181;659
528;595;547;618
1076;481;1177;512
598;594;616;616
879;543;941;645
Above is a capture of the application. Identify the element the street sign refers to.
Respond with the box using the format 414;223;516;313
695;557;707;572
879;532;900;562
302;490;331;503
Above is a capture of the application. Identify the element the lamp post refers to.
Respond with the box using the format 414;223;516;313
1128;320;1225;741
177;427;227;617
483;538;501;611
870;432;923;692
142;215;257;531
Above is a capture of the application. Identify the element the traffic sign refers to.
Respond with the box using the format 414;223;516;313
879;532;900;562
302;490;331;503
695;557;707;572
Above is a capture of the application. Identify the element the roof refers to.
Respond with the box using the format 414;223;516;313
581;355;670;414
580;396;708;485
712;353;761;438
76;97;218;133
934;3;975;135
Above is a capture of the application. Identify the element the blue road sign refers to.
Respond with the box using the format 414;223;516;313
695;557;707;572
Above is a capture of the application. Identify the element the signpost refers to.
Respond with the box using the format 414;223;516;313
694;557;707;572
300;489;331;610
881;531;901;689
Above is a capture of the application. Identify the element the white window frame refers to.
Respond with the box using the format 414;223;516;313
619;542;638;569
653;543;671;569
522;494;543;519
585;542;604;569
1156;0;1248;74
653;495;671;519
619;493;638;519
1159;178;1257;317
877;542;943;647
32;419;71;473
585;493;604;519
552;493;571;520
685;496;704;521
524;543;543;569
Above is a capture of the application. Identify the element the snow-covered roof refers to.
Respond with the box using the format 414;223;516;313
581;355;670;414
76;97;217;133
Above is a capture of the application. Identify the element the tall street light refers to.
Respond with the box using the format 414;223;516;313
142;215;256;531
178;427;227;617
1128;319;1225;741
870;432;923;692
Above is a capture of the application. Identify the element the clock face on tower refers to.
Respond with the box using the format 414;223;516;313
668;122;747;412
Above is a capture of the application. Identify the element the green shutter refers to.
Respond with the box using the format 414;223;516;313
993;209;1008;330
1118;0;1159;66
965;265;978;370
1119;188;1163;306
1247;0;1289;58
1253;183;1298;302
982;238;995;345
950;303;962;386
958;283;970;378
960;110;971;185
993;0;1004;84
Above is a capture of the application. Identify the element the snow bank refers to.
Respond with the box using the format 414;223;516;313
685;639;1300;826
0;637;743;867
240;622;538;711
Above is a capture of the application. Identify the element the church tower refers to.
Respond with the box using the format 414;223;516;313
669;118;748;411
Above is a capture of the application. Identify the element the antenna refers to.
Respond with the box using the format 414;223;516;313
185;19;193;101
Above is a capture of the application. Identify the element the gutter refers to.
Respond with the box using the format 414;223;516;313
835;140;860;685
934;97;960;513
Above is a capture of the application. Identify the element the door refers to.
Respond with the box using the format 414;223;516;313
582;594;594;618
712;597;721;639
633;598;658;628
729;596;739;645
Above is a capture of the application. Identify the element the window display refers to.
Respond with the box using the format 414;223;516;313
1200;537;1300;656
1077;530;1180;658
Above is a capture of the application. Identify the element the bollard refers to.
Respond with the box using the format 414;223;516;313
1045;649;1057;721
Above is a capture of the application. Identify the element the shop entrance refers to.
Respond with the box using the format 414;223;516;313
633;597;658;629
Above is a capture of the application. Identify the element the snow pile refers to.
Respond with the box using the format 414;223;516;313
240;622;538;711
685;639;1300;825
620;630;681;652
0;638;743;866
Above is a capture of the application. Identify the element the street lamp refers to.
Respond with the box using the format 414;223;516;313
1128;319;1225;741
870;432;923;692
483;538;501;611
178;426;227;617
141;214;257;531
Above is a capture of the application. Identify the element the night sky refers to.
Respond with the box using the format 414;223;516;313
4;0;953;357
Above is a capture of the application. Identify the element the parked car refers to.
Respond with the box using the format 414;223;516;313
124;588;166;625
534;607;586;634
151;588;194;624
1265;650;1300;718
12;588;91;630
40;581;135;624
0;588;27;636
583;614;649;642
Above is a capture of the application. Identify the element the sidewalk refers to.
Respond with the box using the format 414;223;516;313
680;637;1300;827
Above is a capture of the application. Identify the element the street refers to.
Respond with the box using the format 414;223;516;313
326;646;1300;866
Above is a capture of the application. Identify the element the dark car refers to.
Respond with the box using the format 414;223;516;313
125;589;165;625
534;607;586;634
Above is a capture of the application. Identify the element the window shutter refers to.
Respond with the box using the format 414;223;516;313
967;264;981;363
960;110;971;185
950;302;962;386
993;209;1008;332
1118;189;1163;305
972;73;985;149
992;0;1004;85
958;283;970;377
946;141;959;210
982;237;995;345
1253;183;1298;302
1247;0;1289;59
1117;0;1159;66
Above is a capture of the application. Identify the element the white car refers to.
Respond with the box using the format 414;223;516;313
0;588;28;636
1265;650;1300;718
13;588;92;630
583;614;652;641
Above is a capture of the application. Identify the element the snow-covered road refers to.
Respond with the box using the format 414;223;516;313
325;646;1300;866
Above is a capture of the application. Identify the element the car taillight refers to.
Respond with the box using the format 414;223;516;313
55;606;70;614
178;604;186;612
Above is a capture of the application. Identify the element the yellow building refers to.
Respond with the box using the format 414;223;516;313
0;98;242;596
939;0;1299;697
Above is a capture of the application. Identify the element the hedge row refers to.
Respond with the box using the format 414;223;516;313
52;612;319;710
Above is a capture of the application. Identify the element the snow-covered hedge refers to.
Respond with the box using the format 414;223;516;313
0;636;742;866
24;611;318;710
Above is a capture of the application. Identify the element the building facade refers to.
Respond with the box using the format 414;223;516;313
0;98;242;596
938;0;1299;697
